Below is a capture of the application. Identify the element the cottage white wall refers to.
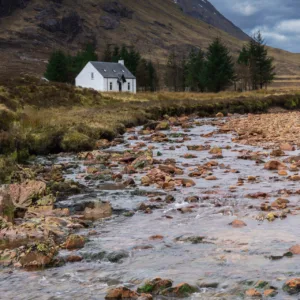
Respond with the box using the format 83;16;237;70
104;78;137;93
76;62;137;93
75;63;105;91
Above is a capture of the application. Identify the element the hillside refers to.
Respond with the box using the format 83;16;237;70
174;0;249;41
0;0;300;83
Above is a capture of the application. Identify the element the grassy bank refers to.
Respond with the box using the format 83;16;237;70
1;76;300;182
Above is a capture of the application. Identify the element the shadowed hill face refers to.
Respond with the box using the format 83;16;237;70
0;0;299;82
174;0;249;41
0;0;31;17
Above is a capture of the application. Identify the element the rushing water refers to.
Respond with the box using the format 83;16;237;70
1;117;300;299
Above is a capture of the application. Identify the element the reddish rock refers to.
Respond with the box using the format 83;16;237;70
9;180;47;208
280;143;295;151
289;245;300;255
263;289;278;297
264;160;286;171
84;201;112;220
205;176;217;181
290;175;300;181
66;255;83;263
64;235;85;250
245;289;262;297
105;287;139;299
149;235;164;240
229;220;247;228
283;278;300;295
278;170;288;176
271;198;289;209
137;278;173;295
161;283;198;298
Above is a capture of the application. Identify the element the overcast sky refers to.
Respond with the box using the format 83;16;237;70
209;0;300;53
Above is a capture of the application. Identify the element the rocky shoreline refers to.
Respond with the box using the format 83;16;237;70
2;112;300;298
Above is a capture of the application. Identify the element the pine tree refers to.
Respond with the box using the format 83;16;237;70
237;31;275;90
205;38;235;92
165;50;183;91
44;50;69;82
185;48;206;92
112;46;120;62
252;31;275;89
147;60;159;91
136;58;149;91
103;44;112;62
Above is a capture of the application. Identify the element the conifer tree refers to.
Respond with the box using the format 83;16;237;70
165;50;183;91
44;50;69;82
237;31;275;90
185;48;206;92
205;38;235;92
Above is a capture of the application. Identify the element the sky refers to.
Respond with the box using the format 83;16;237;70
209;0;300;53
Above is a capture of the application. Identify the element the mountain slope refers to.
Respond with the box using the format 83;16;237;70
0;0;299;83
174;0;249;41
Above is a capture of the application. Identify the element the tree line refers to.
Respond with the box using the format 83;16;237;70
165;31;275;92
45;31;275;93
45;44;159;91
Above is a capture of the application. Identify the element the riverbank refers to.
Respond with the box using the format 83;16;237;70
1;112;300;299
2;77;300;183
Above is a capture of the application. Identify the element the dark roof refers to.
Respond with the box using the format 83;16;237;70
90;61;136;79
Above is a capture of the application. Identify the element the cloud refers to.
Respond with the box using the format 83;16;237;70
232;3;258;16
276;19;300;34
209;0;300;52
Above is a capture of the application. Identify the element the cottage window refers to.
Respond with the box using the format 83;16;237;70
110;82;113;90
91;72;94;80
128;82;131;91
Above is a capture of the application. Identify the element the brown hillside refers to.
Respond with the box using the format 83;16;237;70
0;0;300;83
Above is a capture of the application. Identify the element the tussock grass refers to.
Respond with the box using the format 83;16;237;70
1;76;300;183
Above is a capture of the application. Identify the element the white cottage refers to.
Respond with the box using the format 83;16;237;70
75;60;136;93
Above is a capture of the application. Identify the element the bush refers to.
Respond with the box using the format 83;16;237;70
60;130;94;152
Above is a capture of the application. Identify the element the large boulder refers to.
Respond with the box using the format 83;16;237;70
283;278;300;295
84;201;112;220
9;180;47;208
19;240;58;269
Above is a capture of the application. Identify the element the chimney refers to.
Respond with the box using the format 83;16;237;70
118;60;125;66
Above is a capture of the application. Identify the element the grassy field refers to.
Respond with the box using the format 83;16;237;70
1;76;300;182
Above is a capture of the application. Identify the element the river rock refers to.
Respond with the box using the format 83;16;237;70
9;180;46;208
245;289;262;297
19;240;58;269
283;278;300;295
289;245;300;255
271;198;289;209
290;175;300;181
280;143;294;151
64;235;85;250
229;220;247;228
138;278;173;295
84;201;112;220
263;289;278;297
264;160;286;171
160;283;198;298
66;254;83;263
156;121;170;131
105;287;139;299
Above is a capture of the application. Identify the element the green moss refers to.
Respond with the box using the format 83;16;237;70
61;130;94;152
178;283;198;295
137;284;154;293
255;281;269;289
